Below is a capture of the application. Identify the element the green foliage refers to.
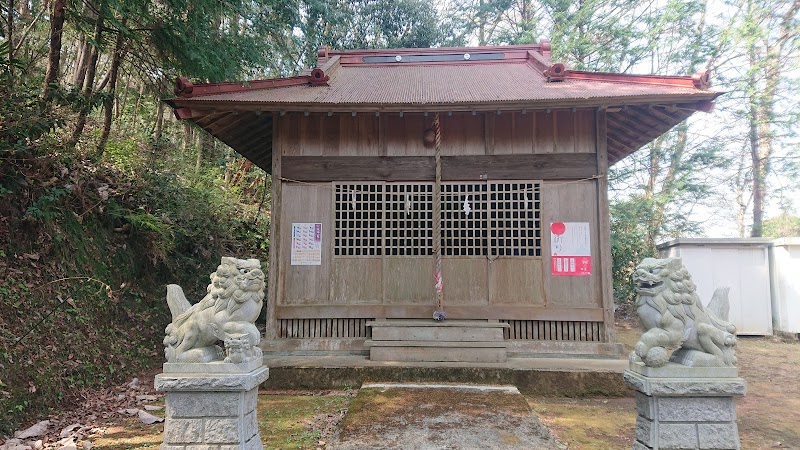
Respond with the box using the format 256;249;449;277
610;198;656;305
317;0;445;50
103;137;146;174
25;187;70;220
762;214;800;238
146;0;300;80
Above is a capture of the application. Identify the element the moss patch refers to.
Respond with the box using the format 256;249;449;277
528;397;635;449
337;386;557;449
259;393;352;450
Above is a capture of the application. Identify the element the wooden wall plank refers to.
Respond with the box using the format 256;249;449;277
403;114;428;156
280;183;332;304
441;113;465;156
489;258;545;305
442;258;488;305
462;113;486;155
384;257;434;304
384;114;407;156
356;115;381;156
322;114;340;156
534;111;555;153
282;153;597;182
574;109;596;153
281;113;302;156
514;112;535;154
493;112;514;154
541;180;602;308
554;110;575;153
300;114;322;155
331;258;383;304
275;305;605;321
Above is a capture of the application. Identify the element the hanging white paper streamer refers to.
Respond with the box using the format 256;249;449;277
463;195;472;216
350;191;356;209
405;194;412;217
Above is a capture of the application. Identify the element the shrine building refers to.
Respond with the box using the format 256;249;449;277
167;42;720;362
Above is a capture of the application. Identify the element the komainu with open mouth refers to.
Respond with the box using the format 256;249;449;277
163;257;265;364
631;257;737;368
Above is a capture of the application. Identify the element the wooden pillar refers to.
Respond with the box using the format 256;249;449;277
265;116;282;340
595;110;616;343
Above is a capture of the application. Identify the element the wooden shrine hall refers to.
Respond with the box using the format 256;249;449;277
167;41;721;362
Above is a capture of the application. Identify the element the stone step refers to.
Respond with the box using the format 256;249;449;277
366;320;510;363
366;340;507;348
370;325;505;342
369;345;508;363
367;319;511;328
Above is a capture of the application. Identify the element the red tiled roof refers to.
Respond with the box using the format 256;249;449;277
166;43;722;170
176;63;713;108
171;43;718;111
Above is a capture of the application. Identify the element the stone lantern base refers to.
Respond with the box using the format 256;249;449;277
155;363;269;450
624;363;746;450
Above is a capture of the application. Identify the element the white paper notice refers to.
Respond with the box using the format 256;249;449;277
290;223;322;266
550;222;591;276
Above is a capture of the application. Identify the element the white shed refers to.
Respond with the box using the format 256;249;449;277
657;238;773;335
769;238;800;335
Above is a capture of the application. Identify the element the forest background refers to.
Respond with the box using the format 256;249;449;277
1;0;798;435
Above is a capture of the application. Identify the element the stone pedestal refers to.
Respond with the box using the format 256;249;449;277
624;363;746;450
155;363;269;450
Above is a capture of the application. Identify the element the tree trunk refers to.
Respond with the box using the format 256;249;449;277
96;28;125;157
41;0;66;102
116;76;131;125
7;0;14;88
154;100;165;142
129;82;144;133
182;122;192;155
68;2;104;149
72;37;91;87
224;149;233;185
194;130;204;175
734;146;751;238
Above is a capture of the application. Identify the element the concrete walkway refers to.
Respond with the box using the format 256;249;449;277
262;354;631;396
265;354;628;372
329;382;561;450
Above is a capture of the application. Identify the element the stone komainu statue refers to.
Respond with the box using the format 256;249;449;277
631;257;737;368
163;257;265;364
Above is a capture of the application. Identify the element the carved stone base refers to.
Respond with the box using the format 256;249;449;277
624;369;746;450
155;365;269;450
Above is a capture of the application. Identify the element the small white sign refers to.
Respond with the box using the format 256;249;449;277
550;222;591;276
290;223;322;266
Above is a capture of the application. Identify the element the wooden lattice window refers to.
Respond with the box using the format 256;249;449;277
441;183;489;256
384;183;433;256
333;181;541;257
490;182;541;257
334;184;383;256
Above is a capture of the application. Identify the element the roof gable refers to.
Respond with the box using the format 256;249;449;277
167;42;722;171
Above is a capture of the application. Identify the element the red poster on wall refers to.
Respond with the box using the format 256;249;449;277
550;222;591;276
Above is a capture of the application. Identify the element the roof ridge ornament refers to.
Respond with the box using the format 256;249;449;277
692;70;711;90
544;63;567;82
539;38;551;58
175;76;194;97
310;68;330;86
